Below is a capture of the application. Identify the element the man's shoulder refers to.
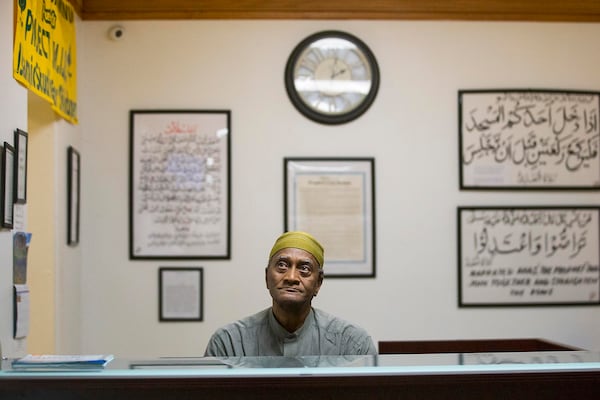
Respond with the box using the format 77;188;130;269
216;308;271;333
312;308;377;355
312;308;369;335
205;308;273;357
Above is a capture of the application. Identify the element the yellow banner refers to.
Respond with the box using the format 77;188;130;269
13;0;77;124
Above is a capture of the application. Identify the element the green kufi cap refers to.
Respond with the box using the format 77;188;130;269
269;231;324;267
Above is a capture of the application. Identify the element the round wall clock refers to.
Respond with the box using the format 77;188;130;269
284;30;380;125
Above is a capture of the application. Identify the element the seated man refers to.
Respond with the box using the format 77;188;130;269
204;231;377;357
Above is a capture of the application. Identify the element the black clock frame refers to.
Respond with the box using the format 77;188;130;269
284;30;380;125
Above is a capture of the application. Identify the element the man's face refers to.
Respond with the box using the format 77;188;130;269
266;247;323;309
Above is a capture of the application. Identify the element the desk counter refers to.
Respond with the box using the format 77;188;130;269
1;351;600;399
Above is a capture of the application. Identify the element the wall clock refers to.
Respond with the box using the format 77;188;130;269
284;30;380;125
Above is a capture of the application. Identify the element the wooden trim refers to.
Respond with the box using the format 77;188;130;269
67;0;83;18
1;370;600;399
77;0;600;22
378;338;581;354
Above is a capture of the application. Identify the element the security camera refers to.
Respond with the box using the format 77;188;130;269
108;25;125;41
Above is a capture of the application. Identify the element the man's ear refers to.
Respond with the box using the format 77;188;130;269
314;270;324;296
265;266;269;289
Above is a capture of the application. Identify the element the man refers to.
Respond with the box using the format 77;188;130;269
204;231;377;357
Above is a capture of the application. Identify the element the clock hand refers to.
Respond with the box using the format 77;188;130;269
330;58;348;79
330;58;339;79
332;68;347;78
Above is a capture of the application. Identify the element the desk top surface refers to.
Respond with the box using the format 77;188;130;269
1;351;600;379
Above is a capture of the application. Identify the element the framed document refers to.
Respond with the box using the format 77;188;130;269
458;206;600;306
284;158;376;278
459;89;600;189
159;267;203;321
13;129;28;204
129;110;231;260
67;146;80;245
1;142;15;229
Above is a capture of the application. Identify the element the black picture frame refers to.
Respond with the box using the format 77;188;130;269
13;129;28;204
458;206;600;307
129;110;231;260
1;142;15;229
284;157;376;278
459;89;600;190
67;146;80;245
159;267;203;322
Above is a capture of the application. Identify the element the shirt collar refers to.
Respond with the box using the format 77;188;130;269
268;307;315;339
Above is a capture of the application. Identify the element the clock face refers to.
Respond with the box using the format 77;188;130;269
285;31;380;125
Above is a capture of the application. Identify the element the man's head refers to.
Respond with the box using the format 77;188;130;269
266;231;324;311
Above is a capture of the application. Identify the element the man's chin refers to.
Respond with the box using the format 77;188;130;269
274;294;310;309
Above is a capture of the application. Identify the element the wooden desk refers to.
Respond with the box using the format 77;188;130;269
1;352;599;399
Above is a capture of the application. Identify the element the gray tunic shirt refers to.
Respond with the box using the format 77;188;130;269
204;307;377;357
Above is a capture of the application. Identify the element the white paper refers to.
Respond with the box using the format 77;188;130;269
161;270;201;319
12;204;26;231
14;284;30;338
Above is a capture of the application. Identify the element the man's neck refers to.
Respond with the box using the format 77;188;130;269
271;303;311;333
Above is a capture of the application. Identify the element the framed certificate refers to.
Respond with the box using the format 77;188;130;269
13;129;28;204
284;157;376;278
459;89;600;189
1;142;15;229
67;146;80;245
129;110;231;260
458;206;600;306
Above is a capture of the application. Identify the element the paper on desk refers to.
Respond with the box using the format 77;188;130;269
13;354;115;368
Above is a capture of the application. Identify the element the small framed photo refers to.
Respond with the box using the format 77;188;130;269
1;142;15;229
159;267;203;321
67;146;80;245
13;129;28;204
284;157;376;278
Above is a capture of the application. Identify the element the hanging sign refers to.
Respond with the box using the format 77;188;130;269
13;0;78;124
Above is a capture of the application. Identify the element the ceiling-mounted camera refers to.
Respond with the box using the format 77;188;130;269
108;25;125;41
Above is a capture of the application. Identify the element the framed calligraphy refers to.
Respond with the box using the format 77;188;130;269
159;267;203;321
13;129;28;204
67;146;80;246
459;89;600;189
129;110;231;259
1;142;15;229
284;158;376;278
458;206;600;307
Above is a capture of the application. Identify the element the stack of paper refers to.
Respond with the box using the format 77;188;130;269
12;354;114;370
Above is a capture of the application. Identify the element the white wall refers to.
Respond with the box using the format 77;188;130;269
25;92;82;356
53;116;83;355
26;93;58;353
0;2;82;357
79;20;600;357
0;0;28;358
